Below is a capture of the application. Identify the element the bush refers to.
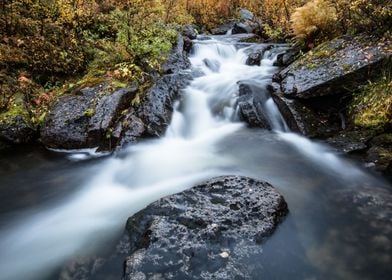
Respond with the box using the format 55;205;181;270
291;0;338;43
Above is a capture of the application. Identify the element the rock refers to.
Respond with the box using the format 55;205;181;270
183;37;193;53
366;133;392;174
237;81;271;129
161;35;191;74
182;24;198;40
239;9;254;21
246;52;263;66
124;176;288;280
137;72;192;137
325;130;373;154
40;85;137;150
0;95;37;144
232;22;253;34
117;112;146;148
0;115;36;144
210;22;235;35
273;35;391;99
274;49;299;67
271;94;338;137
88;87;138;148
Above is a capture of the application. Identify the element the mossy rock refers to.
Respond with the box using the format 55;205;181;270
273;34;391;99
0;97;37;144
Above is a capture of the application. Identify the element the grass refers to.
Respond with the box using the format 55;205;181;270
350;74;392;129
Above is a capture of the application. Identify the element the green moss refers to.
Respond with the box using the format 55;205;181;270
349;75;392;129
307;63;318;69
83;108;95;118
0;96;29;125
342;64;351;72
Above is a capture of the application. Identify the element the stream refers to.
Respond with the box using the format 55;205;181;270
0;34;391;280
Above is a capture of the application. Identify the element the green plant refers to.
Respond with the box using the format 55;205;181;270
349;75;392;128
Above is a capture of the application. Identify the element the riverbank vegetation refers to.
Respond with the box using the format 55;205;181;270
0;0;391;128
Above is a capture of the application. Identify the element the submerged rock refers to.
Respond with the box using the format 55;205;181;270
272;35;391;99
124;175;288;280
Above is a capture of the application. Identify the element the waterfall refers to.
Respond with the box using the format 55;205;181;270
0;34;388;280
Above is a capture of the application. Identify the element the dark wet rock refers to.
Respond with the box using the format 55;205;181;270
197;36;212;41
124;175;288;280
237;34;262;43
273;35;391;99
137;72;192;137
117;112;146;149
274;49;299;67
272;94;339;137
237;81;271;129
210;22;234;35
203;58;220;72
246;52;263;66
41;85;137;150
183;37;193;53
0;115;36;144
325;131;372;154
232;22;253;34
366;133;392;174
161;35;191;74
182;24;198;40
88;87;138;148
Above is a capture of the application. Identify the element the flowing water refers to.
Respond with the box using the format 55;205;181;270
0;34;391;280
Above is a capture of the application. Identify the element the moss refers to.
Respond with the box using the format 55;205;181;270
349;75;392;129
0;96;30;125
307;63;318;69
342;64;351;72
83;108;95;118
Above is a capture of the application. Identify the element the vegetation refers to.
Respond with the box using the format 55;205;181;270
291;0;392;46
0;0;183;124
350;75;392;129
0;0;390;128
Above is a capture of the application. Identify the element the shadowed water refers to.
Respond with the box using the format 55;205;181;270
0;34;391;280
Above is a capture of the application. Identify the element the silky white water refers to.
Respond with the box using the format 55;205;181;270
0;34;390;280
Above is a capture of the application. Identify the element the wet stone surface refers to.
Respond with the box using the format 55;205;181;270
123;176;288;280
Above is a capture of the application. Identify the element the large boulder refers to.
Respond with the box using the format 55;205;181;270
124;176;288;280
40;85;138;150
272;35;391;99
137;72;192;137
